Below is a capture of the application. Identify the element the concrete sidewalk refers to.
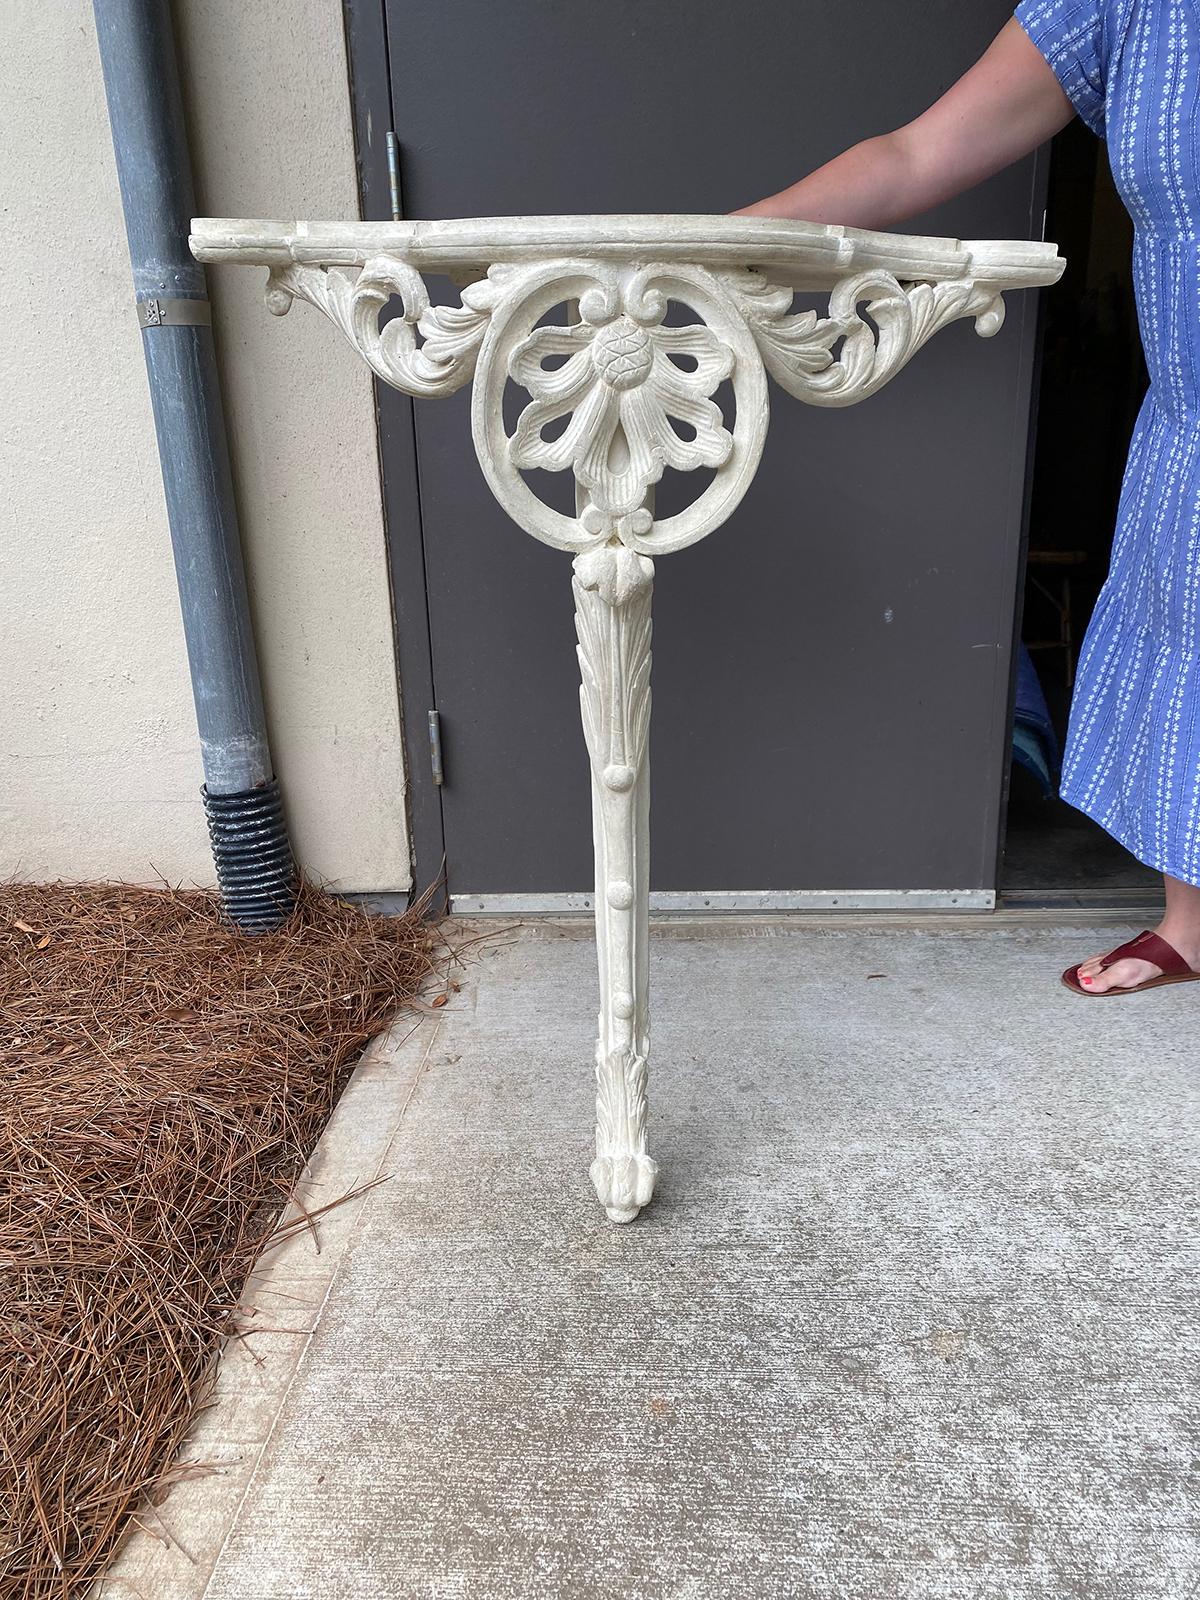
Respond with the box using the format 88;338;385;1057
105;920;1200;1600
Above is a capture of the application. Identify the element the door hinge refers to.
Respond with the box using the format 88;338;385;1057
428;709;444;785
386;131;402;222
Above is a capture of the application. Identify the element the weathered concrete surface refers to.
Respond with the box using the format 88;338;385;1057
113;922;1200;1599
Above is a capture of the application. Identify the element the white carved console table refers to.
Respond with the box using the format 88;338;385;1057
190;214;1064;1223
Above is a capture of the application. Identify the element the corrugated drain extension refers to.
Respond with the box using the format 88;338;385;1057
202;780;296;933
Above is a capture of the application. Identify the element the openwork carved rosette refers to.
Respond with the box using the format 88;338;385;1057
192;214;1064;1222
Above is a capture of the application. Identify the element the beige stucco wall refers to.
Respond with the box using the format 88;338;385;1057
0;0;411;894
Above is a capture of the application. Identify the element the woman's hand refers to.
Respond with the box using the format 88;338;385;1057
731;19;1076;229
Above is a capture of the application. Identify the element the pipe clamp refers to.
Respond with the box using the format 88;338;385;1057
137;296;212;328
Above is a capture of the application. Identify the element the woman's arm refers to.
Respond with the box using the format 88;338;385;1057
732;19;1076;227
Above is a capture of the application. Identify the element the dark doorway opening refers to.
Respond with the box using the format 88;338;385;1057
1002;121;1161;902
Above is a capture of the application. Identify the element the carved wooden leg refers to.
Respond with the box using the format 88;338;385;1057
573;542;657;1222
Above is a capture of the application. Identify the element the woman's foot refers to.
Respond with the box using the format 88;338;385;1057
1075;914;1200;992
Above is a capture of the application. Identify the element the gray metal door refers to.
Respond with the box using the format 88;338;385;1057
363;0;1043;907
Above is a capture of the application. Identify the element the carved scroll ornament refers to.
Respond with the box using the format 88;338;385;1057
264;253;1007;552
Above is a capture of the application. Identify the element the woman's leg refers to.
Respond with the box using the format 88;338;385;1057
1077;874;1200;991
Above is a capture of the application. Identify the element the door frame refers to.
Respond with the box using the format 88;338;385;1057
992;145;1052;898
342;0;1051;911
342;0;446;900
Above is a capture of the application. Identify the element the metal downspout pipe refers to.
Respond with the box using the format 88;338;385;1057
92;0;296;932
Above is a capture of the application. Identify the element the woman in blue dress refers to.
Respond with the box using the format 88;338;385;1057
737;0;1200;996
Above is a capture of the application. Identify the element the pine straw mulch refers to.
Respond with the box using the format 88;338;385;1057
0;878;445;1599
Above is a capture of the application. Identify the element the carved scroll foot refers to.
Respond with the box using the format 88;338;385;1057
574;543;657;1222
590;1043;658;1222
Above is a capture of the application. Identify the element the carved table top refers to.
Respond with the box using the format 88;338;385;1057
190;212;1064;293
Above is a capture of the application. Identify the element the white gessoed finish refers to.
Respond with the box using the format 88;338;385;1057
190;213;1065;1222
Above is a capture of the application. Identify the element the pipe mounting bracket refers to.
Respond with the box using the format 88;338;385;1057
137;296;212;329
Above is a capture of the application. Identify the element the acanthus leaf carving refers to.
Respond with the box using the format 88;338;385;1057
573;542;655;1221
717;266;1006;408
590;1046;658;1224
264;258;527;398
574;543;653;784
508;296;734;524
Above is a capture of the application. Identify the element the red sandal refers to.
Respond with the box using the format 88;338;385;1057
1061;929;1200;997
